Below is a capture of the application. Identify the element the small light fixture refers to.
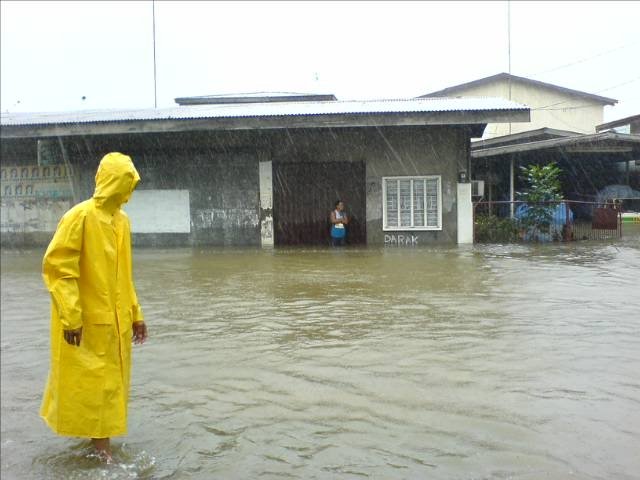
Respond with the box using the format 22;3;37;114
458;170;468;183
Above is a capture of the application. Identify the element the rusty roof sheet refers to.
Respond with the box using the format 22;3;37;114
1;97;528;127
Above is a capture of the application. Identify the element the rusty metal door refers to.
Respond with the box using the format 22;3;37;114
273;161;366;246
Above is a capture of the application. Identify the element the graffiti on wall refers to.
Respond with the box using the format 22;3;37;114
1;164;76;233
1;164;75;199
1;198;72;233
259;160;274;247
384;234;419;246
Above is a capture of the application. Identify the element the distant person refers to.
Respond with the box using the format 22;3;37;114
40;152;148;462
330;200;349;246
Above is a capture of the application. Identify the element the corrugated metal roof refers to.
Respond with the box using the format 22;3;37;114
596;114;640;132
471;127;581;149
1;97;527;127
471;132;640;158
175;92;338;105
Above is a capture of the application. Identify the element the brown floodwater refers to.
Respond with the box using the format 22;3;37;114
1;234;639;479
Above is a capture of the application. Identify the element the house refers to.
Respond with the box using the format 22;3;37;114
420;73;617;138
470;129;640;204
1;94;529;248
419;74;639;212
596;114;640;135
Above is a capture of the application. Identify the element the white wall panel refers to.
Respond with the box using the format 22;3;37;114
124;190;190;233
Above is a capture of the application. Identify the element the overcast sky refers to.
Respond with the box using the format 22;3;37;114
1;0;639;122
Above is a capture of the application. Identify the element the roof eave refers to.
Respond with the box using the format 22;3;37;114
596;114;640;132
471;132;640;159
471;127;581;150
421;72;618;106
0;109;530;139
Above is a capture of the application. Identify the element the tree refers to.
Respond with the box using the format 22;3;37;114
518;162;563;237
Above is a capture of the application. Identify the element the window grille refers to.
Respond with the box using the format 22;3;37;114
383;176;442;230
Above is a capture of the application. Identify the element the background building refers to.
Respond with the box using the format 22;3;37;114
1;95;529;247
421;73;617;138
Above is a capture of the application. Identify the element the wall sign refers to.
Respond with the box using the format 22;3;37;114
124;189;191;233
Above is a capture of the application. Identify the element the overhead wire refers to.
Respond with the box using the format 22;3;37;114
527;42;639;78
515;38;640;111
531;76;640;111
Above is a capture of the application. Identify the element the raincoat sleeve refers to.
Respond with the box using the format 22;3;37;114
131;273;144;324
132;298;144;324
124;213;144;325
42;208;85;331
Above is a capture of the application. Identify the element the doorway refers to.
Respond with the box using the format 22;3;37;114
273;161;366;245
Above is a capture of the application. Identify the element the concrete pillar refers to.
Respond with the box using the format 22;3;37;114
457;182;473;244
259;160;274;247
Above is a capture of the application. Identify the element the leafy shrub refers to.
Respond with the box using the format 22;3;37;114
474;215;519;243
518;163;563;234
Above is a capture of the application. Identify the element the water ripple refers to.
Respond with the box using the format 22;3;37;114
2;243;639;479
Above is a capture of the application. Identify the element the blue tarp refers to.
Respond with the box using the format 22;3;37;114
515;203;574;242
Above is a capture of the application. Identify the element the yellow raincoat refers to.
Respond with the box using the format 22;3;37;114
40;152;144;438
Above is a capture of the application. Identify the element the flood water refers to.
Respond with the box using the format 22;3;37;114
2;235;639;479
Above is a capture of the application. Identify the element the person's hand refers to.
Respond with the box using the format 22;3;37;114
132;321;148;345
63;328;82;346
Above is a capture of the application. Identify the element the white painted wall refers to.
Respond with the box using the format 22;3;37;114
0;198;71;233
123;189;191;233
457;183;473;244
259;160;274;247
446;79;607;138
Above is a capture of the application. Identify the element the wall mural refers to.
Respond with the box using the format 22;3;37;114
1;164;76;233
1;164;75;198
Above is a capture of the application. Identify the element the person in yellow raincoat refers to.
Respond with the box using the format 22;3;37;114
40;152;148;460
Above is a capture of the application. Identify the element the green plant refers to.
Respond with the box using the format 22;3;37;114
518;163;563;234
474;214;519;243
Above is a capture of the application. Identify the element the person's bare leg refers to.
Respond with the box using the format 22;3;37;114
91;438;112;462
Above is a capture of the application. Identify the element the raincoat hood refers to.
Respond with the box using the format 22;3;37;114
93;152;140;210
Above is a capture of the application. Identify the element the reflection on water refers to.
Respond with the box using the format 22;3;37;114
2;237;639;479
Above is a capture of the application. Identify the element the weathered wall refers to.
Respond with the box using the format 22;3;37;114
1;133;262;247
1;139;70;247
362;126;466;246
265;126;465;246
1;163;75;246
1;126;469;247
267;128;368;245
134;150;261;246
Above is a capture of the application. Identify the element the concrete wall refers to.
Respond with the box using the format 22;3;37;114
446;79;606;138
265;126;466;246
1;126;470;247
126;151;261;247
363;127;466;245
1;134;262;247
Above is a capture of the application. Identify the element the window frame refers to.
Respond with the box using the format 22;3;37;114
382;175;442;231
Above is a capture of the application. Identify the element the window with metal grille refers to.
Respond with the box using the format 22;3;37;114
382;176;442;230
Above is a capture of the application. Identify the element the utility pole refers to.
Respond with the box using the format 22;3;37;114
508;0;515;219
152;0;158;108
507;0;512;132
